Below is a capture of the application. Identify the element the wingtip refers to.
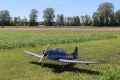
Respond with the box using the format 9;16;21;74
23;50;28;53
95;62;101;64
23;50;26;52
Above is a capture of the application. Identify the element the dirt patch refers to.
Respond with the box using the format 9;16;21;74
0;27;120;32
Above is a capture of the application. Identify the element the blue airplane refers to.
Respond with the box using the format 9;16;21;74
23;44;100;69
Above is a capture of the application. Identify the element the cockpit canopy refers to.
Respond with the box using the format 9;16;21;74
48;48;66;53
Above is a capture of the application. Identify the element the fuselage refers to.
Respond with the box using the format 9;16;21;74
44;48;74;60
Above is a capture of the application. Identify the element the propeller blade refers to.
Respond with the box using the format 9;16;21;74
44;43;51;54
38;54;44;63
38;43;51;63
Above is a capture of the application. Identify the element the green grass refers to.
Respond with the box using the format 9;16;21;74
0;31;120;80
0;31;117;49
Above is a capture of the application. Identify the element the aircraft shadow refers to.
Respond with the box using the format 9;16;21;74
30;61;101;75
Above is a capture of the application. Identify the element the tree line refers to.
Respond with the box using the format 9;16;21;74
0;2;120;27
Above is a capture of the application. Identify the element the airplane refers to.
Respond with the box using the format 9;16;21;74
23;44;100;70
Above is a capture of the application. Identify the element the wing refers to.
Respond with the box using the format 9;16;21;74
59;59;100;64
23;51;43;58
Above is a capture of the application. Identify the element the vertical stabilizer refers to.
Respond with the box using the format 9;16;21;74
72;47;78;59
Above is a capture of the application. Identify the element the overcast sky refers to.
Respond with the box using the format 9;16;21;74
0;0;120;20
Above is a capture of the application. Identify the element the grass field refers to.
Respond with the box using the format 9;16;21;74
0;29;120;80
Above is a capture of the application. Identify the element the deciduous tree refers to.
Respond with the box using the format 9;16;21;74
115;10;120;26
0;10;11;26
29;9;39;26
43;8;55;26
97;2;114;26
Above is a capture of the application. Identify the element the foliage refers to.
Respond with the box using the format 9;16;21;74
0;2;120;26
115;10;120;26
0;10;11;26
97;2;115;26
29;9;39;26
81;15;92;26
43;8;55;26
56;14;64;26
64;16;81;26
92;12;100;26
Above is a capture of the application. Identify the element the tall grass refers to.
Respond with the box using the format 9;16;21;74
0;31;117;49
99;66;120;80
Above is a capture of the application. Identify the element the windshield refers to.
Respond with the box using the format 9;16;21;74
48;48;66;53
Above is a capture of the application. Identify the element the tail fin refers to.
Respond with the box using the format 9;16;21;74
71;47;78;59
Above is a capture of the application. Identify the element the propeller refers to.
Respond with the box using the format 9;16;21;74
38;43;51;63
43;43;50;54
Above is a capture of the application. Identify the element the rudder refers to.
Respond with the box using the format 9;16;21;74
72;47;78;59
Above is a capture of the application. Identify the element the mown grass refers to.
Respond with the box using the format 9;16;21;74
0;31;120;80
